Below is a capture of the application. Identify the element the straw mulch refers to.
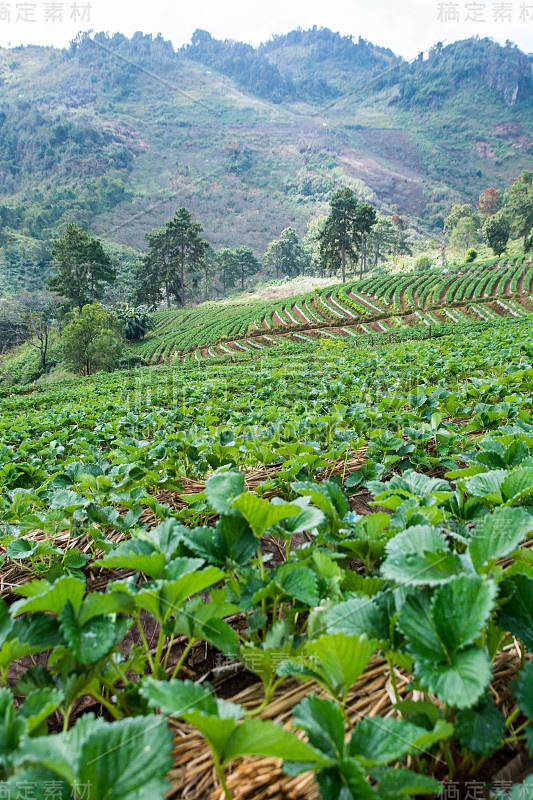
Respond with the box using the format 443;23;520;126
166;649;525;800
1;442;532;797
166;656;404;800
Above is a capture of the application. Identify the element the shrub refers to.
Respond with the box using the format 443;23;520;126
62;304;124;375
414;254;431;271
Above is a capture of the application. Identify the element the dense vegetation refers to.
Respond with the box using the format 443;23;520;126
396;38;533;109
0;30;531;298
0;317;533;798
1;24;533;799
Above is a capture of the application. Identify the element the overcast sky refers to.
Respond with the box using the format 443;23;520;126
0;0;532;57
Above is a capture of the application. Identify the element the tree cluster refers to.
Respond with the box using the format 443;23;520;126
442;172;533;258
48;224;116;310
135;209;207;308
263;228;309;279
318;189;378;282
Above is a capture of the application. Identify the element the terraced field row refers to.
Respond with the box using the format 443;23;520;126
130;256;533;365
132;296;533;366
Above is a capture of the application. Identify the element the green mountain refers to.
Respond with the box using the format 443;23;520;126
0;29;531;299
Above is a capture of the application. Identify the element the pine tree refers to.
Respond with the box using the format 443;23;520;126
216;248;240;295
355;203;377;279
234;246;260;290
504;171;533;251
319;188;360;282
136;209;208;307
164;208;208;307
48;225;115;310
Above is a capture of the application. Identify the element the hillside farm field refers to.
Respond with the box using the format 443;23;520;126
132;256;533;365
1;318;533;799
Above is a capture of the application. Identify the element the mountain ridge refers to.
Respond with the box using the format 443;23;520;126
0;28;531;298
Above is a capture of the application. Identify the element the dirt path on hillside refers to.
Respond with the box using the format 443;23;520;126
486;301;506;317
518;297;533;312
349;290;388;311
326;293;349;317
271;310;286;327
438;279;454;305
292;303;308;323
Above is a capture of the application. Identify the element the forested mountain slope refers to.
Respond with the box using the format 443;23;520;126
0;30;531;295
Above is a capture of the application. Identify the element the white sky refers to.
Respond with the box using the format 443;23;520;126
0;0;532;57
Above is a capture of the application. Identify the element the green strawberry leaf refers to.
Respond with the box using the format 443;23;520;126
78;715;173;799
455;696;506;756
231;493;300;538
370;767;442;797
349;717;430;766
497;573;533;649
381;525;462;586
464;470;507;505
469;507;533;572
292;695;346;761
501;467;533;505
59;601;132;665
11;576;85;617
19;688;64;733
511;661;533;719
92;539;166;580
416;648;492;709
430;575;497;655
305;633;374;700
205;470;245;515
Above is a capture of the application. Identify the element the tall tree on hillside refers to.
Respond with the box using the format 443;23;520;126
201;246;218;301
366;216;396;269
62;303;123;376
504;171;533;251
18;291;67;373
355;202;377;278
48;225;116;310
263;239;282;280
302;216;327;277
264;228;308;279
483;211;511;256
319;187;361;283
391;213;413;259
278;228;308;277
445;204;481;235
477;187;502;219
164;208;208;307
137;209;208;308
137;227;170;307
234;246;261;290
216;248;239;295
449;218;478;252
